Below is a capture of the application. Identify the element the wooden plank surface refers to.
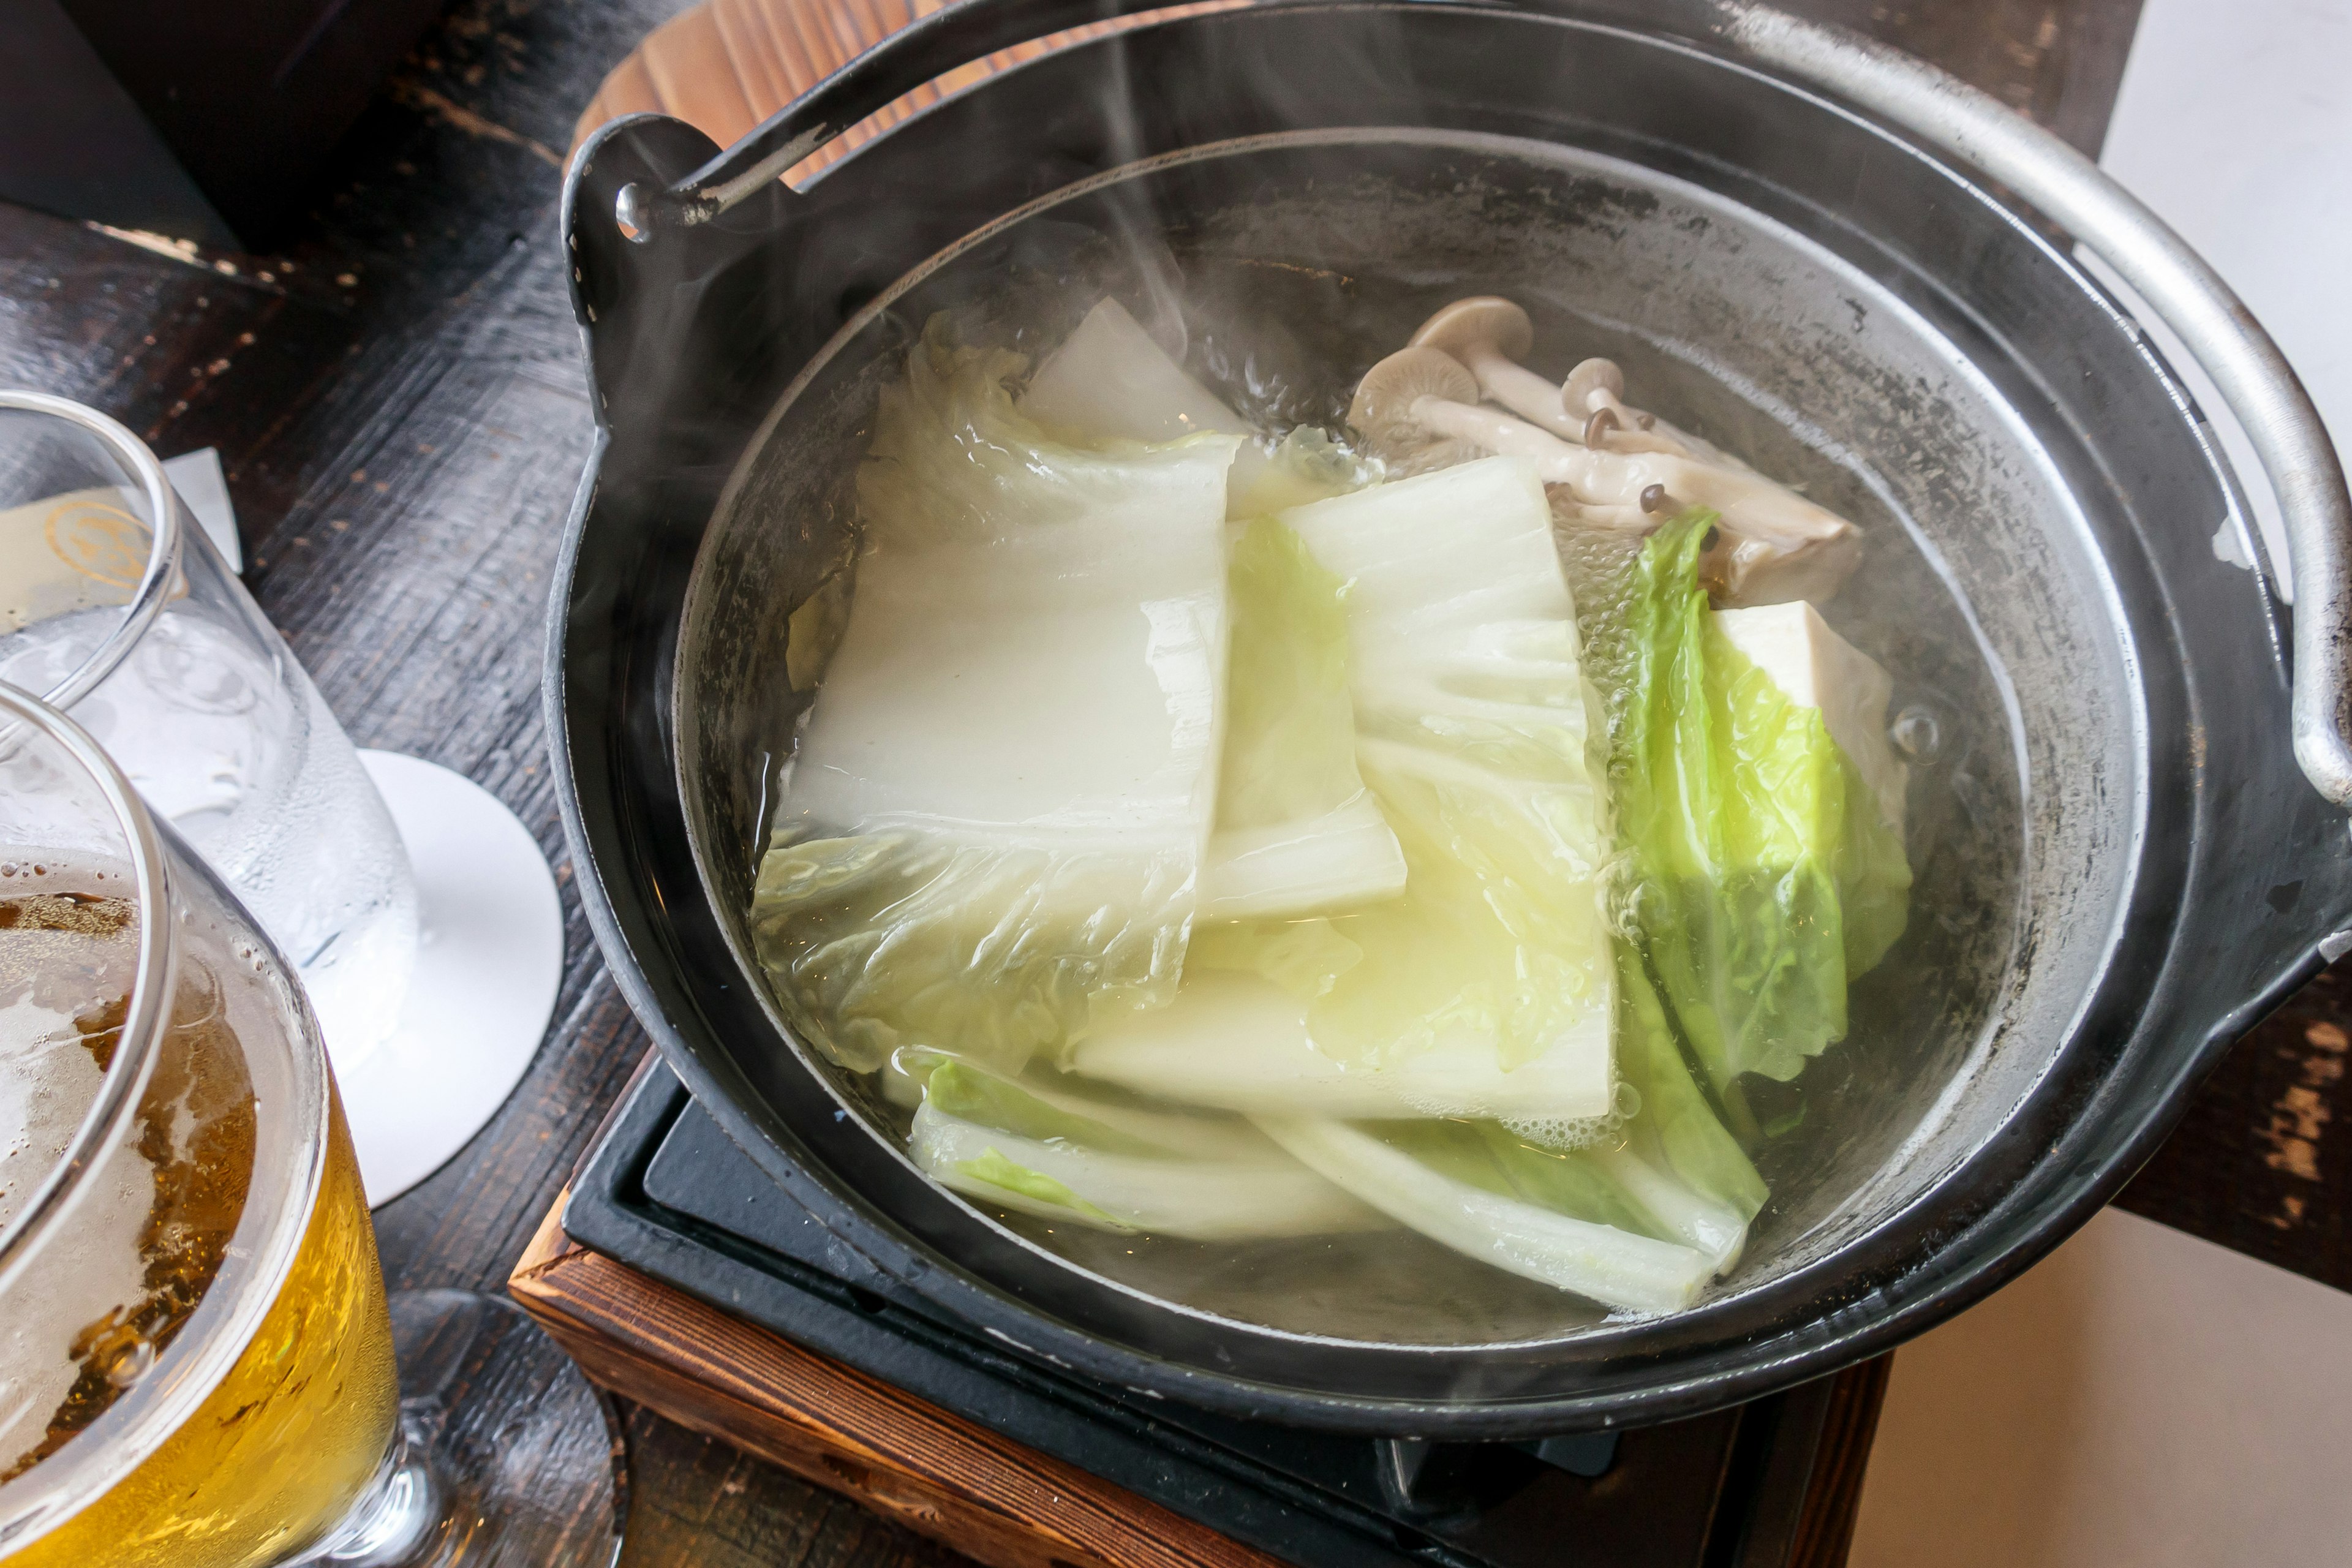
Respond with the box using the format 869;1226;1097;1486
13;1;2341;1565
511;1191;1289;1568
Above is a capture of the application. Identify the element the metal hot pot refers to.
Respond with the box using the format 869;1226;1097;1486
546;0;2352;1433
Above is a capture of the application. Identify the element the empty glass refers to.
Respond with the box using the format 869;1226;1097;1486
0;392;418;1067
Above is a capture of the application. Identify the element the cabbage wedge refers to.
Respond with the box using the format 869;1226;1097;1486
1023;298;1404;922
1613;514;1913;1090
1253;1118;1714;1314
909;1060;1382;1238
748;330;1235;1075
1074;456;1618;1118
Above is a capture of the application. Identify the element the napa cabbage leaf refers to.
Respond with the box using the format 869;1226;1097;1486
1239;949;1765;1307
1613;514;1912;1090
1023;300;1403;919
1602;949;1768;1266
748;326;1236;1075
910;1060;1382;1238
1252;1117;1715;1313
1203;517;1405;919
1073;457;1616;1118
1021;298;1376;518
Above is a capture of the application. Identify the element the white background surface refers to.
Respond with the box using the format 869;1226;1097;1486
160;446;239;570
1853;3;2352;1560
2090;0;2351;593
1852;1208;2352;1567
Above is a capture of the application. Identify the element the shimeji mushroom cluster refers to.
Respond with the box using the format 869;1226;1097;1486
1348;298;1862;607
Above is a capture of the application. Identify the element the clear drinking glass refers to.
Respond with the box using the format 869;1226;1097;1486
0;684;623;1566
0;391;418;1065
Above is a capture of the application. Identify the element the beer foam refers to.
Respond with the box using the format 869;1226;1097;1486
0;983;155;1476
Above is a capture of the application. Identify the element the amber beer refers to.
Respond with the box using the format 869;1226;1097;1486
0;868;398;1564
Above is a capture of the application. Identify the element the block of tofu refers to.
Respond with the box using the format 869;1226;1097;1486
1713;601;1907;833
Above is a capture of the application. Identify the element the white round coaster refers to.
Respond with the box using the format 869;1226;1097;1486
338;750;565;1207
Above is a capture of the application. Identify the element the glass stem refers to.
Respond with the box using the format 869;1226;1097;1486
284;1412;450;1567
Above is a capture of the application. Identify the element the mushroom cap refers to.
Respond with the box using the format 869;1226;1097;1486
1348;346;1480;446
1409;296;1535;362
1562;357;1626;415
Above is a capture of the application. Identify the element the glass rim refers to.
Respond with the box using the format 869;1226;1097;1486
0;680;178;1297
0;390;187;710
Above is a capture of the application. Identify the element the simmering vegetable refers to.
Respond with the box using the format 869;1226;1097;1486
749;298;1915;1322
748;326;1234;1075
1079;456;1616;1120
1612;516;1912;1091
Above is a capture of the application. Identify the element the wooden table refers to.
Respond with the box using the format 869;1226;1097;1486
4;1;2345;1562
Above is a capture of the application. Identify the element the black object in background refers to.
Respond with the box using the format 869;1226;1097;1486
0;0;448;247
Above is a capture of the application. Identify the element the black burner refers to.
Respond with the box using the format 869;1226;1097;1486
565;1066;1856;1568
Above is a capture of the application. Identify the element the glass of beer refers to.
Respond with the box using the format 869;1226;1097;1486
0;391;419;1071
0;684;622;1566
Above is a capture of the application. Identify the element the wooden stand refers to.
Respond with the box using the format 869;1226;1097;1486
511;1192;1288;1568
511;1187;1888;1568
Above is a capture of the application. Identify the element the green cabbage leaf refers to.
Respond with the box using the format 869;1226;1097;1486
1613;514;1912;1090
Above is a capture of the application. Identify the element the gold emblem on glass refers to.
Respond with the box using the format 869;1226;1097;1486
42;502;151;591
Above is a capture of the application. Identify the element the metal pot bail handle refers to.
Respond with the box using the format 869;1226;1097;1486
612;0;1221;237
1723;6;2352;809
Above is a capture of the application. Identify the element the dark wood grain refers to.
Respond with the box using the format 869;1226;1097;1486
1785;1357;1893;1568
2115;965;2352;1289
0;1;2312;1566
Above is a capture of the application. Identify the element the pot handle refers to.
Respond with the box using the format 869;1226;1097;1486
617;0;2352;809
607;0;1206;236
1722;9;2352;810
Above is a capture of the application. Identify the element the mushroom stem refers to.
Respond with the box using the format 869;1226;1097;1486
1457;345;1586;439
1403;398;1835;541
1565;368;1749;467
1405;395;1595;473
1409;298;1587;439
1354;343;1861;605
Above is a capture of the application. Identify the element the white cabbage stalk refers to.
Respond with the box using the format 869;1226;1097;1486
1074;457;1618;1116
905;1049;1285;1163
1025;298;1405;922
1254;1118;1714;1313
1283;456;1616;1092
748;330;1235;1074
1202;518;1405;919
1072;968;1610;1118
1588;1147;1751;1272
1023;298;1260;478
908;1070;1383;1240
1022;298;1371;519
